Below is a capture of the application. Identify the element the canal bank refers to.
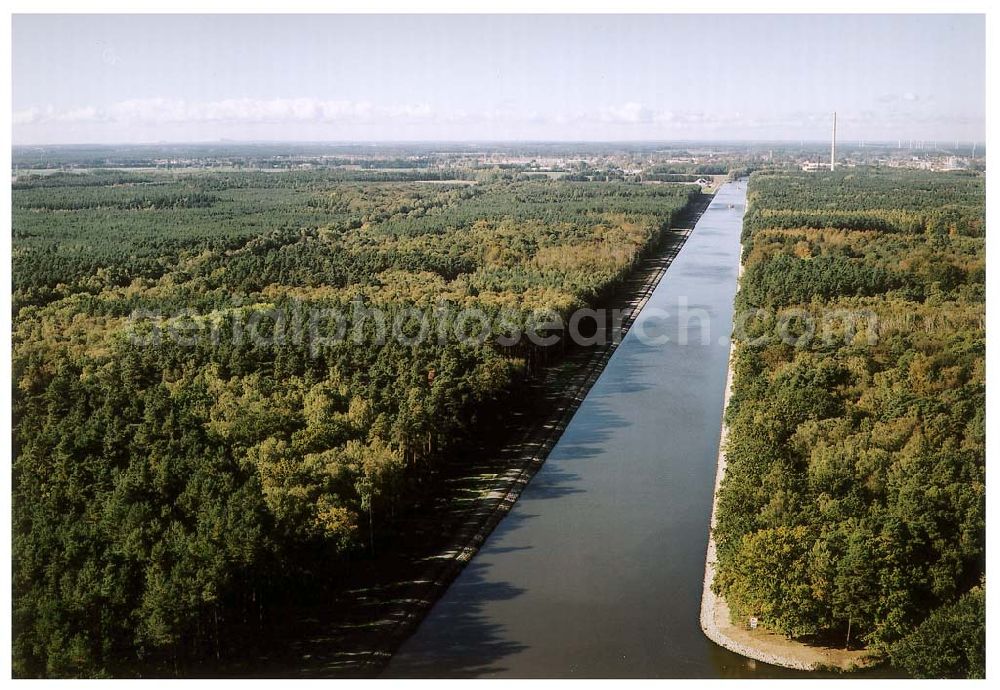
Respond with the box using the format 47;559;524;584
386;182;795;678
698;199;873;674
230;192;711;679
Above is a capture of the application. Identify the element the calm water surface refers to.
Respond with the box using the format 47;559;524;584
386;183;809;678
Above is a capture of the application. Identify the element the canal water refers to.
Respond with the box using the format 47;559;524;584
386;182;792;678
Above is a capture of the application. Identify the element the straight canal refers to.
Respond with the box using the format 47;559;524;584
386;181;800;678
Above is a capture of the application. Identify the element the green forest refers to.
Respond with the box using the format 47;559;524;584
712;169;985;678
11;169;699;676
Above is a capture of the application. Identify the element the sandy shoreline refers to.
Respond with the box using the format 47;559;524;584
698;233;871;673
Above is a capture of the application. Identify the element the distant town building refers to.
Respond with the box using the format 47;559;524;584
800;162;828;172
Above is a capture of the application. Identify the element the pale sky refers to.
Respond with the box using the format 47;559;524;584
12;14;986;144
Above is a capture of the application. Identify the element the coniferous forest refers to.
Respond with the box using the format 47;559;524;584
11;168;698;676
712;169;985;678
10;9;989;683
11;163;987;679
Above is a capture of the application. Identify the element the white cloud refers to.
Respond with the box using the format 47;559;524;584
593;104;751;131
599;102;652;124
876;92;934;106
13;97;436;127
13;106;43;125
12;97;982;143
55;105;101;122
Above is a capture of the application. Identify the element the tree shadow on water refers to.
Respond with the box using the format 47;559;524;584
382;560;530;678
595;344;655;396
544;392;633;470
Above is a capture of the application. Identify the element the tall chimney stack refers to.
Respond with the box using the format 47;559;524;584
830;111;837;172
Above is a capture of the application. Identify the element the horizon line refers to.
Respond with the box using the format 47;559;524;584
12;137;986;149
